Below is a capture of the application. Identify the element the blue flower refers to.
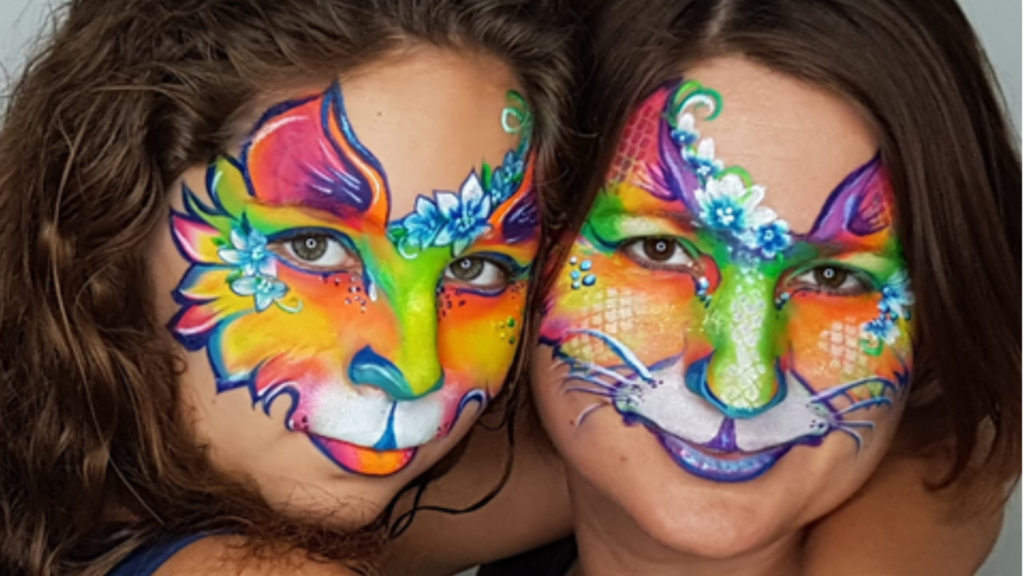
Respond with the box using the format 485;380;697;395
489;150;525;203
749;220;792;259
683;138;724;179
434;173;492;255
219;226;276;277
695;174;762;233
671;112;700;147
394;196;445;253
231;274;289;312
863;316;898;346
878;272;914;321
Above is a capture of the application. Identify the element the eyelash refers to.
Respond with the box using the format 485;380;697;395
619;236;702;274
268;229;361;273
617;236;878;299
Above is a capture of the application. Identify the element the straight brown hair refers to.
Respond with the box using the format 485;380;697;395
0;1;575;575
567;0;1021;506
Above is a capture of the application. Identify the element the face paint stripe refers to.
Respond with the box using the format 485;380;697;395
540;77;914;484
169;80;540;476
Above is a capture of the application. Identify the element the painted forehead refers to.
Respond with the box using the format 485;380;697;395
603;79;898;258
217;81;537;253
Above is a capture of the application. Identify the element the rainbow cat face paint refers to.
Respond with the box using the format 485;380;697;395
169;82;539;476
539;79;914;483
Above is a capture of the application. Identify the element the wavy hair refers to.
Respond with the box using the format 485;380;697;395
0;1;575;574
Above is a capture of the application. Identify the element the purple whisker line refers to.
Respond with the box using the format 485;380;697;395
810;377;895;403
834;397;893;416
575;402;609;427
838;420;875;430
574;363;636;386
563;374;617;391
835;427;864;451
564;386;616;399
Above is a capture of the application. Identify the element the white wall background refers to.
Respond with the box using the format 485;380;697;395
0;1;1019;575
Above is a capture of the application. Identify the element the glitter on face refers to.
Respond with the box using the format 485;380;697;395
539;78;914;483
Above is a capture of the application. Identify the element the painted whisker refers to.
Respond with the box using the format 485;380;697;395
563;328;655;382
575;402;610;427
810;377;897;404
834;397;893;416
565;386;617;399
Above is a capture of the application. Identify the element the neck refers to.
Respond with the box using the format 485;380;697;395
568;471;802;576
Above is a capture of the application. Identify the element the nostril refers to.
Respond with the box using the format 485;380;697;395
349;346;416;401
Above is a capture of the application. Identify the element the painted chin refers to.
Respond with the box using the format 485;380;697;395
649;425;791;483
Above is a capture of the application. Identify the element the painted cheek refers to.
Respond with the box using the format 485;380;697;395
215;267;397;392
786;293;907;401
437;280;529;397
541;243;703;368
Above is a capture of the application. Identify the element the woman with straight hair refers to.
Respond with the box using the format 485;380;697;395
387;1;1020;574
0;1;577;574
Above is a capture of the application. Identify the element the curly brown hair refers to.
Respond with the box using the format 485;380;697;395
0;1;576;574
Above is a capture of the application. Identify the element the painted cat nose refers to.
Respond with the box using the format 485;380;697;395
685;355;784;418
349;346;444;401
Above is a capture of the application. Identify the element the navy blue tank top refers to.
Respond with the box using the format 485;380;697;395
106;534;208;576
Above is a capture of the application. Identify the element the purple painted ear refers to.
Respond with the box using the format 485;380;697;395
807;155;894;241
650;106;701;211
495;156;540;244
244;82;390;221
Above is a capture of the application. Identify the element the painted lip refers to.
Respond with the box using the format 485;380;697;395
648;424;792;483
308;432;418;476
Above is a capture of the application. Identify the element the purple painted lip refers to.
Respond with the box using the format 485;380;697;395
648;423;792;483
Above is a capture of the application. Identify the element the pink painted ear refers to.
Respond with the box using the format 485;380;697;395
245;82;390;223
170;213;222;264
169;300;234;351
807;155;895;241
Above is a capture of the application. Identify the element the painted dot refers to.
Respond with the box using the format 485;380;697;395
507;318;517;328
582;274;597;287
570;270;581;281
580;260;592;271
571;282;581;290
569;256;578;265
509;336;517;345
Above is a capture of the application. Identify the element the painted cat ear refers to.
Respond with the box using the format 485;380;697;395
650;98;702;209
244;82;390;222
490;154;540;244
807;155;895;241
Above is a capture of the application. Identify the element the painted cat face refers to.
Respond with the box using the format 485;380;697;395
168;80;539;478
539;78;913;485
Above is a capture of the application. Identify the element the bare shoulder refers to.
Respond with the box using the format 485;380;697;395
154;535;364;576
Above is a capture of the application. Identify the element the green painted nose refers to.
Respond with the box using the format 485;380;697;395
699;267;782;416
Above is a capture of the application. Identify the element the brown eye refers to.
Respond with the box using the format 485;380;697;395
622;236;697;272
444;256;512;292
814;266;849;290
291;235;328;261
450;257;485;281
270;231;360;272
791;264;871;296
643;238;676;261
